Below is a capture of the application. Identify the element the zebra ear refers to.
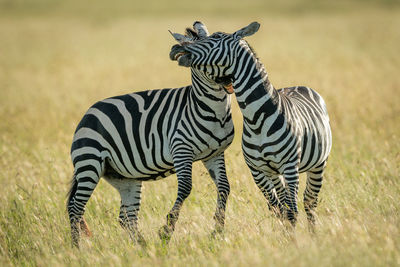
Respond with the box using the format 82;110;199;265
193;21;209;38
169;30;192;44
233;22;260;39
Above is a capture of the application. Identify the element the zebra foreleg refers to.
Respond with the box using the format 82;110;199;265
203;153;230;236
304;162;326;229
159;150;194;243
283;167;300;227
249;167;282;217
104;177;146;246
272;175;286;217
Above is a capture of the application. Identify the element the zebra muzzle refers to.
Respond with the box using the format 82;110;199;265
174;52;186;61
223;83;234;94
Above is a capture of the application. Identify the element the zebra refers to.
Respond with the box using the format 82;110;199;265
67;22;234;247
170;22;332;227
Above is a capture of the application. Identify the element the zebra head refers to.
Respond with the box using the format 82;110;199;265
170;22;260;94
169;21;228;96
169;21;209;67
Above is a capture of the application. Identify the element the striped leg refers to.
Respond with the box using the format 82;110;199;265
283;167;300;226
304;162;326;226
104;177;145;245
67;159;102;247
203;153;230;235
159;147;194;242
249;167;283;216
273;175;286;216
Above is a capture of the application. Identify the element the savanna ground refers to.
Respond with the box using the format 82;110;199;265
0;0;399;266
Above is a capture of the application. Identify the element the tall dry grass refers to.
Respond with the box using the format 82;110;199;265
0;1;399;266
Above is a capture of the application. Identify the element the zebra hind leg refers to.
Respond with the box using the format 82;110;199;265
304;162;326;230
104;176;146;246
203;153;230;237
67;160;102;247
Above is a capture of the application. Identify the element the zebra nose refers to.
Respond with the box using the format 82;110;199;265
177;54;192;67
170;45;187;61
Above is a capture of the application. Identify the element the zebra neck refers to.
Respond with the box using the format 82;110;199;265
190;71;231;121
232;43;280;123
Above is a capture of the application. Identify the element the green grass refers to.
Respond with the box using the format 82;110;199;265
0;1;399;266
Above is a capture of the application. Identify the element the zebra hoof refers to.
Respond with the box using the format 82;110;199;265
288;218;297;228
210;229;224;240
269;206;284;219
210;222;224;239
71;238;80;249
134;232;147;247
307;216;317;235
307;223;316;235
158;225;173;243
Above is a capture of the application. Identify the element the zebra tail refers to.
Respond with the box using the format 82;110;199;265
66;174;77;212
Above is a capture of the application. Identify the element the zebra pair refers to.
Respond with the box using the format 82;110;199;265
67;21;331;247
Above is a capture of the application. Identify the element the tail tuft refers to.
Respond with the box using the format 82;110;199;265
80;218;92;237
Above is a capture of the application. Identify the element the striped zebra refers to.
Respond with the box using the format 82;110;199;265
170;22;332;227
67;22;234;247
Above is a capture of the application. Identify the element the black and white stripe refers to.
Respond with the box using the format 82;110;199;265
174;22;332;226
67;23;234;247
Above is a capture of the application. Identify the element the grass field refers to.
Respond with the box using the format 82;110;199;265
0;0;399;266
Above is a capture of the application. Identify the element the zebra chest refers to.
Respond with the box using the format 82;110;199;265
194;124;234;159
242;133;298;174
243;146;280;174
171;118;234;161
210;127;233;148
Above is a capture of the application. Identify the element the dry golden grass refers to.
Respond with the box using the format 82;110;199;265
0;1;399;266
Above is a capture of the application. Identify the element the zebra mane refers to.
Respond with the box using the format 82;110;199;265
243;40;259;62
240;39;273;92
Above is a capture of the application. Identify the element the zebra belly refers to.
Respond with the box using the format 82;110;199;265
100;142;176;180
71;129;176;181
104;160;176;181
243;136;330;175
298;122;332;173
243;138;329;175
298;135;330;173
